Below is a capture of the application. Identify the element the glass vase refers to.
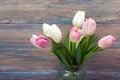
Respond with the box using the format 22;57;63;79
58;64;88;80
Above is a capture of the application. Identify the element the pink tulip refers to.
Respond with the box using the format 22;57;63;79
30;34;51;49
98;35;115;49
82;18;96;36
69;27;82;42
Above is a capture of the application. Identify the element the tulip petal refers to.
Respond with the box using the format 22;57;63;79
69;27;82;42
30;34;51;49
98;35;115;48
30;34;40;48
42;23;50;36
72;10;85;28
82;18;96;36
42;23;62;43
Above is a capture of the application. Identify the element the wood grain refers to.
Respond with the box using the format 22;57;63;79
0;0;120;24
0;24;120;80
0;0;120;80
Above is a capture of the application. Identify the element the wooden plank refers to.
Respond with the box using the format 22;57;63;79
0;24;120;79
0;49;119;72
0;0;120;79
0;48;120;79
0;49;119;80
0;0;120;24
0;24;119;50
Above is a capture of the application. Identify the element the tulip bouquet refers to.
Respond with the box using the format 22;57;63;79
30;10;115;65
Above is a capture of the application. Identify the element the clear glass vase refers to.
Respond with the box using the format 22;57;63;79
58;64;88;80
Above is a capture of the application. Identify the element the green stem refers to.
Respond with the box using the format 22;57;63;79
60;42;73;65
82;36;89;57
85;36;90;49
81;46;99;63
71;42;76;57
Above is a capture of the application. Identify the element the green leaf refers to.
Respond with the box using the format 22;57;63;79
61;42;74;65
51;49;63;63
82;35;98;55
65;33;72;54
51;39;74;65
76;35;99;64
71;42;76;56
75;44;82;64
81;46;100;63
65;32;76;57
51;40;69;64
74;37;86;64
65;33;70;49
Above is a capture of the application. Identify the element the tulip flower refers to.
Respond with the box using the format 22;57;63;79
42;23;62;43
82;18;96;36
30;34;51;49
98;35;115;49
72;10;85;28
69;27;82;42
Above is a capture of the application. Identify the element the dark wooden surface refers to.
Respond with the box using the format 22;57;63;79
0;0;120;80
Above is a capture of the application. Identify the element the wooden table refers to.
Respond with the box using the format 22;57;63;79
0;0;120;80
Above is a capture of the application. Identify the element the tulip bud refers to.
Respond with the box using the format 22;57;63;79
98;35;115;49
69;27;82;42
72;10;85;28
42;23;62;43
30;34;51;49
82;18;96;36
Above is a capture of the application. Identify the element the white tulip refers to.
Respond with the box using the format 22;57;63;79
42;23;50;35
42;23;62;43
72;10;85;28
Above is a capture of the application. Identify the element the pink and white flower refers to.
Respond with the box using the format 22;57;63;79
98;35;115;49
82;18;96;36
69;27;82;42
30;34;51;49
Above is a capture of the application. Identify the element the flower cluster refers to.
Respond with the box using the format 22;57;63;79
30;10;115;65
